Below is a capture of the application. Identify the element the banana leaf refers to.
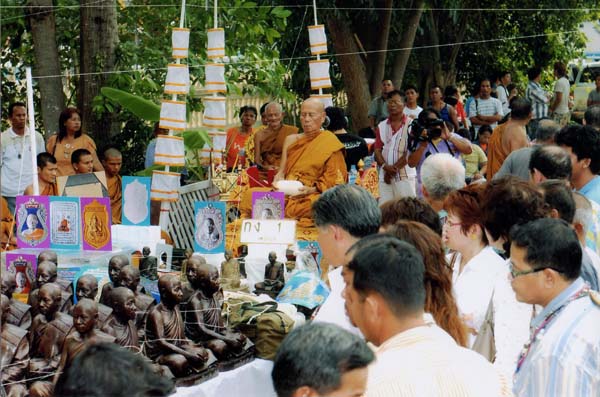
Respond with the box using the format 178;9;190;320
181;128;212;150
100;87;161;121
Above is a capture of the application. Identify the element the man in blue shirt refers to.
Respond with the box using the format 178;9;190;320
555;124;600;205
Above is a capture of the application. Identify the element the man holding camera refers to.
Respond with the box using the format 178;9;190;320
374;90;417;203
407;108;472;196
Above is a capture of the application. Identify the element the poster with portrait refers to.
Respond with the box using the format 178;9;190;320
6;253;37;296
80;197;112;251
16;196;50;249
251;191;284;219
122;176;151;226
50;196;81;250
297;241;322;275
194;201;225;254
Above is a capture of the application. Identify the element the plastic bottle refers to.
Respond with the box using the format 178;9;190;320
349;165;358;185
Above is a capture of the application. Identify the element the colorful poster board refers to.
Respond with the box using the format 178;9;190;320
81;197;112;251
50;196;81;250
297;241;322;275
16;196;50;249
5;253;37;296
122;176;151;226
251;191;284;219
194;201;225;254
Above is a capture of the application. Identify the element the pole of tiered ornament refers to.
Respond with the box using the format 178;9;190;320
25;67;39;195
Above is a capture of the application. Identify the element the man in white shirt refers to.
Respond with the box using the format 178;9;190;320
0;102;45;213
549;62;571;127
496;71;515;115
342;234;512;397
403;84;423;120
312;184;381;335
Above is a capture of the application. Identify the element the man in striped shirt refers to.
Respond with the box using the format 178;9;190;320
342;235;513;397
525;66;550;140
469;78;504;137
510;218;600;397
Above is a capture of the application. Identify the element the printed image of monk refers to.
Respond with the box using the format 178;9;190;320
21;213;44;241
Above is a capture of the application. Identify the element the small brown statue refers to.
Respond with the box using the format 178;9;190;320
237;245;248;278
29;299;115;397
144;274;216;380
254;251;285;298
140;246;158;281
1;272;32;329
99;254;129;305
1;295;29;397
183;258;254;368
28;261;73;317
119;265;156;338
220;249;247;292
103;287;139;350
180;248;194;282
28;283;73;388
37;250;58;267
71;275;112;328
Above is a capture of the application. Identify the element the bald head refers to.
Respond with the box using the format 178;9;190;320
300;98;326;134
103;148;122;159
102;147;123;178
158;274;178;292
74;298;98;316
119;265;140;292
40;282;62;300
303;97;325;112
37;261;58;286
38;250;58;265
108;254;129;283
1;272;16;298
76;274;99;301
109;286;134;307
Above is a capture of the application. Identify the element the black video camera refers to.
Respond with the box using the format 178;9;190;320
408;117;445;151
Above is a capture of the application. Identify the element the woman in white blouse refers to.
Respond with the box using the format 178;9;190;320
443;184;531;380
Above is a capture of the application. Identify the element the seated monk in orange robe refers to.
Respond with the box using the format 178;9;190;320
24;152;59;196
253;102;298;171
241;98;347;227
0;197;16;251
102;148;123;225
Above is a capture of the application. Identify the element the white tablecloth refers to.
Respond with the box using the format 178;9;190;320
174;359;277;397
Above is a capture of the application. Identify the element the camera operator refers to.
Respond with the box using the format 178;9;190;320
374;90;417;202
407;108;472;197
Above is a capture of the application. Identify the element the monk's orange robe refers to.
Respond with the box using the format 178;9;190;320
107;174;122;225
241;130;347;227
257;124;298;168
41;183;59;196
0;197;16;251
486;123;509;180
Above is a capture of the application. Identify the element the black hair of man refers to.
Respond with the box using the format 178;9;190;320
37;152;57;169
54;342;175;397
527;66;542;81
325;107;348;131
529;145;572;180
417;107;442;125
535;119;560;143
380;197;443;236
555;124;600;174
508;97;532;120
584;105;600;130
387;89;405;102
260;102;269;115
271;322;374;397
539;180;576;223
481;176;548;253
510;218;581;280
554;62;567;78
238;105;258;119
444;85;459;97
404;84;418;93
347;234;425;317
312;184;381;238
477;124;493;136
8;102;26;118
71;148;92;165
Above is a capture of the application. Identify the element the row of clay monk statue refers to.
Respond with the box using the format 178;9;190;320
1;250;257;397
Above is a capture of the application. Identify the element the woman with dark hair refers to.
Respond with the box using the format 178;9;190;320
325;106;368;171
225;105;257;170
384;220;468;347
46;108;103;176
379;196;442;236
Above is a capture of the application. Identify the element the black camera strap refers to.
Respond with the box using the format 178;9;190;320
429;139;456;157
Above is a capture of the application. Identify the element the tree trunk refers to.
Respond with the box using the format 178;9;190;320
26;0;65;137
392;0;425;88
327;14;371;130
368;0;393;96
79;0;119;143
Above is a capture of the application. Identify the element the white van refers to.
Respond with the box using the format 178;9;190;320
568;60;600;111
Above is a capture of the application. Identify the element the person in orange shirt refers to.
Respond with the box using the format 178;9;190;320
225;106;257;170
102;147;123;225
24;152;59;196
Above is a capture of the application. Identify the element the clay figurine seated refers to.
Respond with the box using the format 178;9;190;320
103;287;140;351
36;250;73;294
1;272;32;329
180;248;194;282
28;283;73;386
220;249;249;292
237;245;248;278
140;246;158;281
28;261;73;317
144;275;217;384
71;274;112;328
99;254;129;305
254;251;285;298
0;295;29;397
119;265;156;339
183;258;254;370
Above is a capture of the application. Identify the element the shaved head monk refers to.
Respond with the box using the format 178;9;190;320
24;152;59;196
102;147;123;224
253;102;299;172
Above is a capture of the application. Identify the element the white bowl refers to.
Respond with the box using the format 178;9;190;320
274;180;303;196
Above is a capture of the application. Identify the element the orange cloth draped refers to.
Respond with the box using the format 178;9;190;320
0;197;16;251
240;130;347;227
226;127;252;169
486;123;509;180
257;124;298;168
41;183;59;196
107;175;122;225
46;133;103;177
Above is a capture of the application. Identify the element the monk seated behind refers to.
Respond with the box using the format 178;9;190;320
240;98;348;227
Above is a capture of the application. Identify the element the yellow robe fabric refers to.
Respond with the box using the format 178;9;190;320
107;174;122;225
256;124;298;168
486;123;509;180
41;183;59;196
240;130;347;227
0;197;16;251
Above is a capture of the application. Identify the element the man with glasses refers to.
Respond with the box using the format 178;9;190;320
509;218;600;397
